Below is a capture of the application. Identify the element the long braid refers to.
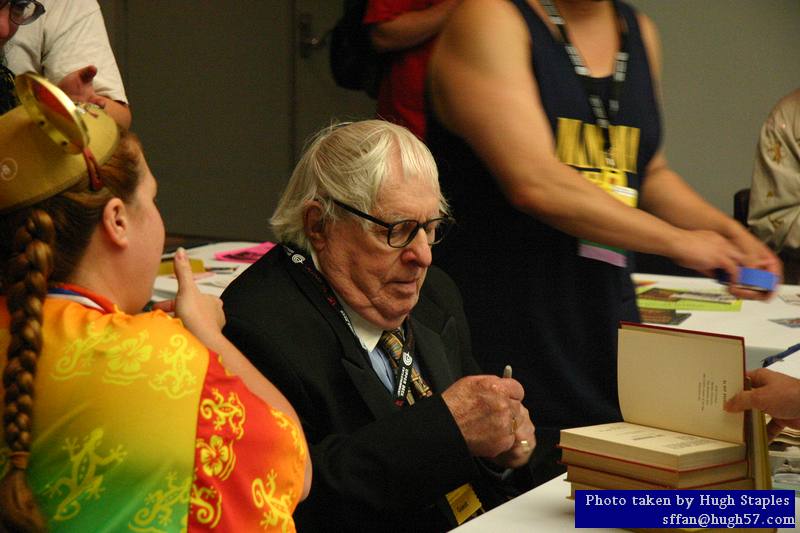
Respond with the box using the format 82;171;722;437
0;209;53;532
0;130;141;531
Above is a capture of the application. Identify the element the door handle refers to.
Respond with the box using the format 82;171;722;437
298;12;330;58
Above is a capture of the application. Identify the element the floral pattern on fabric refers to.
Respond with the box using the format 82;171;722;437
0;286;306;531
189;354;307;531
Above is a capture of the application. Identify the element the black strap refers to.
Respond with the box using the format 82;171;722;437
283;245;359;337
540;0;628;168
380;327;418;405
282;245;417;405
0;62;19;116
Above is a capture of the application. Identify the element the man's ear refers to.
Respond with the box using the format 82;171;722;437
303;200;326;251
100;198;129;248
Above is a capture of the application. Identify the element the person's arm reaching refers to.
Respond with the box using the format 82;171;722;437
429;0;780;292
40;0;131;127
640;151;781;297
58;65;131;128
635;14;781;296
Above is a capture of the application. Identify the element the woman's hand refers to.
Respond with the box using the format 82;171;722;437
152;248;226;349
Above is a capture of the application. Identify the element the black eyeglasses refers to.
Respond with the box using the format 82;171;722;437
0;0;45;25
333;199;454;248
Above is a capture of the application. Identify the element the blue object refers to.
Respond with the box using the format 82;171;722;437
716;266;778;292
762;342;800;367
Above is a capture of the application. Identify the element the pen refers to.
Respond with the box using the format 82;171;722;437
206;266;239;273
762;342;800;367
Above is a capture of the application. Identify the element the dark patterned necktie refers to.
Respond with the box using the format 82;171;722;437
378;328;432;405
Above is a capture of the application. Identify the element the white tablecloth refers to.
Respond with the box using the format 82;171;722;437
632;274;800;369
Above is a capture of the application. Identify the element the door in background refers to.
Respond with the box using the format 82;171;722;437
108;1;373;240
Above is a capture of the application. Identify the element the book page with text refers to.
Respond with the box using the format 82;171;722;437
617;325;744;443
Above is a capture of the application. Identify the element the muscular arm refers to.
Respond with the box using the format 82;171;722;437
429;0;779;286
368;0;461;52
636;15;780;285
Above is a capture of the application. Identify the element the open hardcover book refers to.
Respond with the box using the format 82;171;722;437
560;322;771;490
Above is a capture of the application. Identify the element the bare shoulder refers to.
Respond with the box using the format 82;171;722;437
434;0;530;76
634;10;662;81
452;0;523;20
635;11;660;56
430;0;551;145
635;10;660;48
448;0;528;35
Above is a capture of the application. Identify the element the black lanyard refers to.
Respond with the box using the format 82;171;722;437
383;326;418;406
283;245;416;405
0;63;18;116
540;0;629;168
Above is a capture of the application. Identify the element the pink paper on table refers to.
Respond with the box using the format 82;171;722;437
214;241;276;263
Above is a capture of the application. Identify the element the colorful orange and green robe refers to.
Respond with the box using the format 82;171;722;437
0;285;307;532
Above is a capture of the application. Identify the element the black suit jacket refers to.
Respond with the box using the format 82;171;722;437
222;245;513;532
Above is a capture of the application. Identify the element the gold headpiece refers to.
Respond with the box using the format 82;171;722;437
0;73;119;214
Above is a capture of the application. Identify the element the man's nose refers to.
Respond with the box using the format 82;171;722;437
402;228;433;267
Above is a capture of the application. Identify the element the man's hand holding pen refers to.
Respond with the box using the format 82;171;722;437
441;365;535;468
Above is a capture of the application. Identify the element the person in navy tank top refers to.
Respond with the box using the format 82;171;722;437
425;0;781;486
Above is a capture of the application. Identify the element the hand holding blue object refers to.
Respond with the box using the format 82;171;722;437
716;266;778;292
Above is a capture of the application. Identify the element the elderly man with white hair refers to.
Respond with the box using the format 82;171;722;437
222;120;535;532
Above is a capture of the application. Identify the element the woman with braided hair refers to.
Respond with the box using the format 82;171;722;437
0;74;311;532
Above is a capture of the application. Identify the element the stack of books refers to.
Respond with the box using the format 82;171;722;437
561;422;752;496
560;323;772;531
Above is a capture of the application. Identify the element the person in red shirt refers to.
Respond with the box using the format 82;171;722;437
364;0;461;139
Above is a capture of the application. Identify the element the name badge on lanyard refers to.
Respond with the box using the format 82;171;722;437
577;168;638;267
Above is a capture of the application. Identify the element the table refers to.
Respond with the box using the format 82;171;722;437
632;274;800;369
452;474;798;532
453;274;800;532
453;476;595;532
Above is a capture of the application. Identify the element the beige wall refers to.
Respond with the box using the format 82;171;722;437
630;0;800;215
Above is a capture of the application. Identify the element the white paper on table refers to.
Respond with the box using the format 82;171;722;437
151;263;248;300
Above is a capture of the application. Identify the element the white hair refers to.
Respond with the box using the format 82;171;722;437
271;120;448;250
